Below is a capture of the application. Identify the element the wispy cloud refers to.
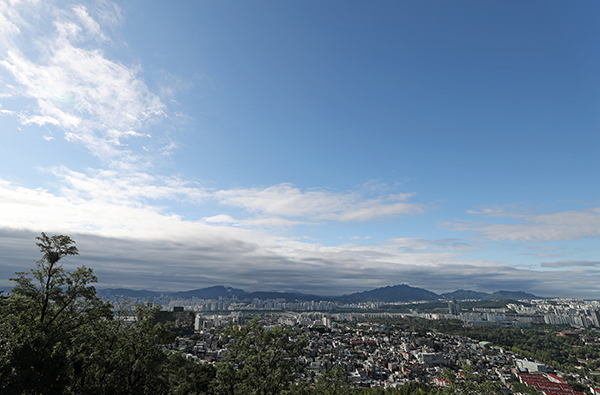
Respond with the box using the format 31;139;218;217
521;253;563;258
46;168;425;226
0;176;253;243
541;260;600;268
215;183;424;222
203;214;307;228
203;214;238;224
523;245;559;251
0;1;164;167
20;115;61;126
0;0;27;51
388;237;480;252
71;5;107;42
50;166;209;206
445;206;600;242
466;205;526;218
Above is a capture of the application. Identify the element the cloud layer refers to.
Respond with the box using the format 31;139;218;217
446;206;600;242
1;1;599;299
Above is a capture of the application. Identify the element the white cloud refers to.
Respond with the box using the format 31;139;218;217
72;5;106;41
388;237;480;252
523;245;559;251
0;177;245;242
204;215;306;228
216;184;352;217
42;168;424;229
50;166;209;206
446;205;600;242
204;214;237;224
388;237;430;251
0;176;447;292
242;217;310;228
215;184;423;222
0;0;27;51
1;176;598;298
159;140;178;156
466;205;525;218
521;252;563;258
20;114;60;126
0;174;449;289
541;260;600;268
0;1;165;167
329;200;421;221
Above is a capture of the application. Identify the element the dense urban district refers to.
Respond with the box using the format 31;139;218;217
2;234;600;395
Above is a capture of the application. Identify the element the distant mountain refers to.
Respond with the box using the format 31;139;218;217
482;290;539;301
239;291;325;302
171;286;245;299
440;289;490;300
98;285;245;299
341;284;440;303
96;285;540;303
440;289;539;301
97;288;162;298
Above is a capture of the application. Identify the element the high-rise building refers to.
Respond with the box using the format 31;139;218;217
590;309;600;327
448;297;460;315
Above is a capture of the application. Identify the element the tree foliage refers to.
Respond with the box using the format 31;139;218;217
0;233;113;394
440;366;503;395
214;319;308;395
313;365;351;395
0;233;214;395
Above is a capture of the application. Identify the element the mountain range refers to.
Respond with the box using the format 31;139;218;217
440;289;538;301
96;284;540;303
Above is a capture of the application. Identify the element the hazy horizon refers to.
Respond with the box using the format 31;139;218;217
1;1;599;298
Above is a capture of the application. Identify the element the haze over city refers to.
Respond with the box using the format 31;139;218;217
0;1;598;298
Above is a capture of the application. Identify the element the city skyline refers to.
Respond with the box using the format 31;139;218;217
0;1;599;298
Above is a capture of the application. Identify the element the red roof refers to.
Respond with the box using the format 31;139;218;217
517;372;576;395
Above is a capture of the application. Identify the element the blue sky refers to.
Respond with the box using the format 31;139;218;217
0;0;599;297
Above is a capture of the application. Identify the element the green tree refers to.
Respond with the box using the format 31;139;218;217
440;367;503;395
314;365;350;395
163;352;217;395
64;303;167;394
0;233;212;395
214;319;308;395
0;233;112;394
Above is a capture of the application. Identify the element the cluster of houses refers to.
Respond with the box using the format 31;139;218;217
164;310;600;392
300;326;509;388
